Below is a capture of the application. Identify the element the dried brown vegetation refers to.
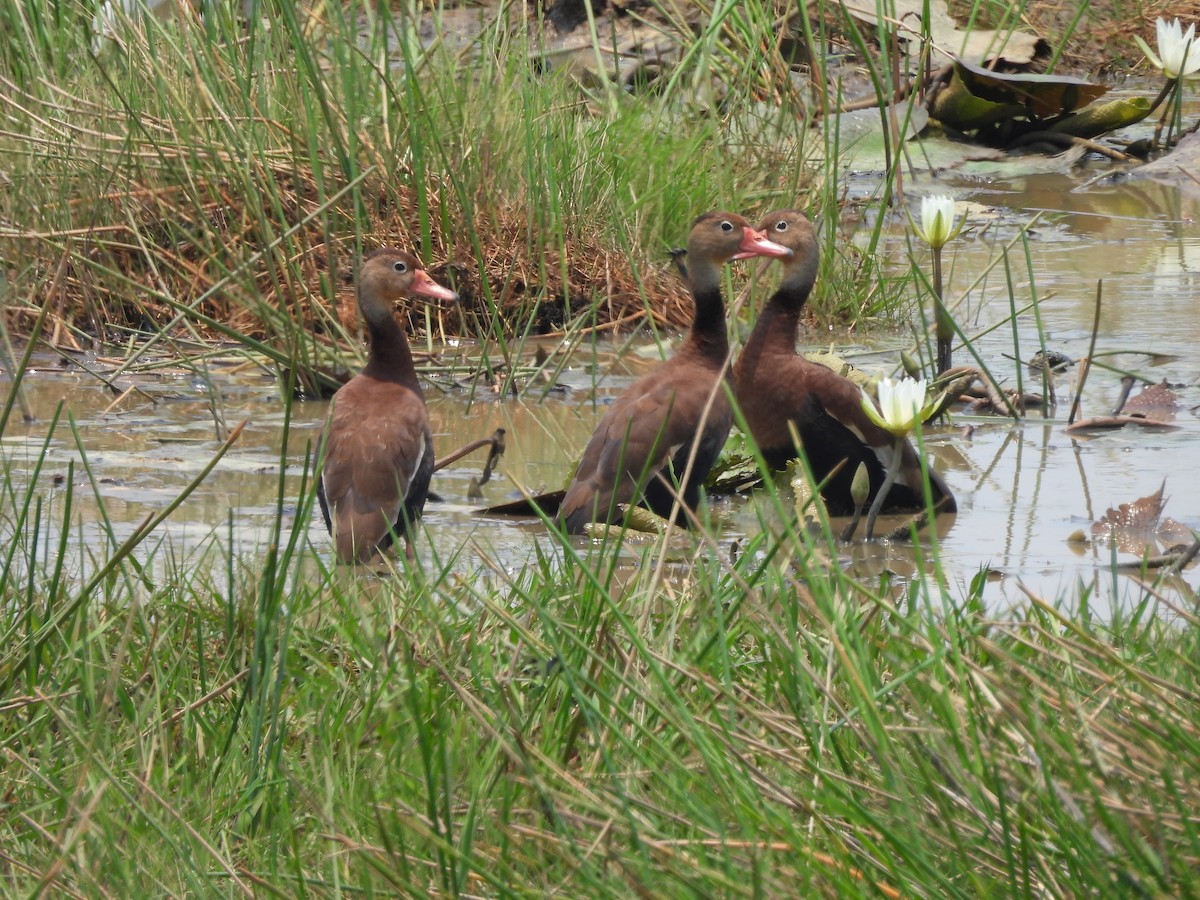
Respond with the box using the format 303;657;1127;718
0;0;1176;355
3;175;692;353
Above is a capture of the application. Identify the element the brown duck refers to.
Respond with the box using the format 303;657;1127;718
557;212;792;533
316;248;458;563
733;209;956;515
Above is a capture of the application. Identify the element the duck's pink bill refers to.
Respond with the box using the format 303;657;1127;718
408;269;459;302
731;228;793;261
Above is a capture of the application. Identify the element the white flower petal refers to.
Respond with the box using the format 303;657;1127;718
868;377;929;436
1147;17;1200;79
916;195;958;250
1134;34;1164;72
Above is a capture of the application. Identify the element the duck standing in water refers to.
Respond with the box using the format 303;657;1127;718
557;212;793;534
733;209;956;516
316;248;458;563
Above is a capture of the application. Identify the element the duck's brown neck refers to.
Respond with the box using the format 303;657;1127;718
361;304;418;386
682;264;729;362
742;300;799;360
745;258;818;358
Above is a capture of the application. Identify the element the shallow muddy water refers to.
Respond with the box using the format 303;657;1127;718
3;170;1199;614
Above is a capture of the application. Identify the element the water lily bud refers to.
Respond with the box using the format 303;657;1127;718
914;195;961;251
850;463;871;507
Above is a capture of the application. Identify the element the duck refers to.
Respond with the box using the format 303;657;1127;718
316;248;458;563
557;212;793;534
732;209;956;516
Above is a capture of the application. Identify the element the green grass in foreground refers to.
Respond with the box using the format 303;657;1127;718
1;407;1199;896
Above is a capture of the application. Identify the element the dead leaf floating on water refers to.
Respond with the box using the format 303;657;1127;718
1092;481;1166;539
1064;414;1180;434
1065;379;1181;433
1121;380;1178;421
1086;481;1194;561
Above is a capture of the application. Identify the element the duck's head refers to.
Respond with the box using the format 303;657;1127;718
358;248;458;314
687;211;793;270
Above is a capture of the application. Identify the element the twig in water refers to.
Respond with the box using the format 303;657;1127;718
1116;539;1200;570
434;428;506;473
434;428;507;501
1169;536;1200;573
475;429;506;488
1111;375;1136;416
101;385;138;416
1007;131;1130;162
883;496;954;541
48;343;159;406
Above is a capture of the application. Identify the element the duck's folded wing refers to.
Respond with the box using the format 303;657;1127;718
321;398;430;562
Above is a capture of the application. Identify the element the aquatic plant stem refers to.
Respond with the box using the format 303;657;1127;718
932;246;952;375
1146;77;1176;116
1169;78;1185;148
841;498;866;542
840;462;871;542
1068;281;1103;426
864;437;905;540
1150;77;1180;151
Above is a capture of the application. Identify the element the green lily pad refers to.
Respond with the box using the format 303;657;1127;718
1045;96;1152;138
953;60;1108;119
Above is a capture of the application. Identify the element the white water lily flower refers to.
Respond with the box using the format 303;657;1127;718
861;377;939;437
913;195;962;251
1135;17;1200;80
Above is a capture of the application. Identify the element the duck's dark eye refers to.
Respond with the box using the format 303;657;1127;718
393;261;407;273
775;220;789;232
720;220;734;232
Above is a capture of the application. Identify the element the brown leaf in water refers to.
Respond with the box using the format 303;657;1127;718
1091;481;1168;556
1121;380;1177;421
1158;517;1195;551
1092;481;1166;536
1064;415;1180;434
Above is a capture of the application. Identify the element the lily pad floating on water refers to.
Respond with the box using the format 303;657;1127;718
928;62;1150;145
950;60;1108;119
